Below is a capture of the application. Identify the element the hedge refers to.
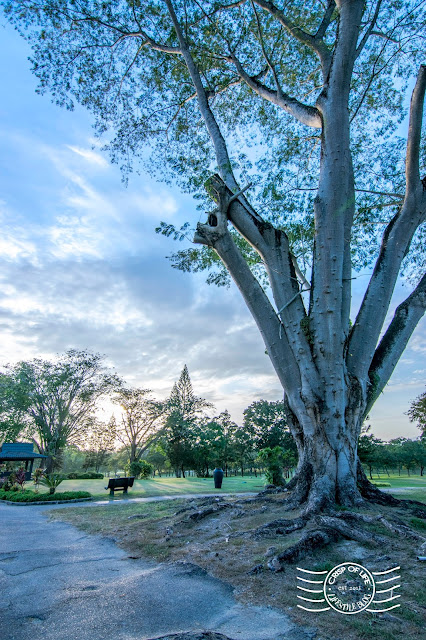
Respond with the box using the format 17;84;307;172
66;472;104;479
0;489;92;502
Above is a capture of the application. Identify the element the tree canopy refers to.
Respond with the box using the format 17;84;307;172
0;349;118;471
112;386;166;462
407;387;426;437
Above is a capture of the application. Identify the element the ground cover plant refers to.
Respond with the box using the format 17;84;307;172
0;489;91;502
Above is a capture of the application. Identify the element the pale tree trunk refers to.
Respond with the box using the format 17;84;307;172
164;0;426;511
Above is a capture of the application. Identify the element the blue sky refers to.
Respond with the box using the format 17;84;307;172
0;22;424;440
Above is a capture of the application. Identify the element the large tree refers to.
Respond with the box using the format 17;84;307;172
112;386;166;463
0;350;118;471
3;1;425;511
165;365;211;477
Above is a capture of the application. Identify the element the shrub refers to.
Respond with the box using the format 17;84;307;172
257;446;286;486
38;473;65;494
126;459;153;479
0;489;91;502
372;481;391;487
66;472;104;479
15;468;27;490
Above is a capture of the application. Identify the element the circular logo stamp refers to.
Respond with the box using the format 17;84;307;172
323;562;375;614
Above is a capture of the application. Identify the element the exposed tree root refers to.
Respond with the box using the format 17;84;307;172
269;528;339;568
188;503;232;522
336;511;426;542
356;460;401;505
315;515;387;545
252;515;309;538
174;476;425;568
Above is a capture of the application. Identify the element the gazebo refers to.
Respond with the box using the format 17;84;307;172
0;443;47;480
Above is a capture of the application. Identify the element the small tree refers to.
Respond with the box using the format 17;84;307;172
145;445;168;477
258;447;286;487
112;387;166;464
38;473;65;495
127;459;153;479
407;389;426;439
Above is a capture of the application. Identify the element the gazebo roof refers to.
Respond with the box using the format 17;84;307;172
0;443;47;461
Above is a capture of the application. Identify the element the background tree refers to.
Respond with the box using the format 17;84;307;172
410;439;426;476
3;1;426;512
82;416;117;473
145;443;168;477
243;400;290;450
112;387;166;465
358;431;383;480
231;424;256;477
0;373;28;444
407;389;426;438
165;365;211;477
206;410;238;476
257;446;286;486
0;350;118;472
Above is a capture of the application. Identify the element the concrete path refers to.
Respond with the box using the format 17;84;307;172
0;502;315;640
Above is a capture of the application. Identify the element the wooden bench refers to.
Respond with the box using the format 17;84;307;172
105;477;135;496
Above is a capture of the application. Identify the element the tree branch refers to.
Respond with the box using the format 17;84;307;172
348;66;426;380
229;52;322;128
253;0;332;70
164;1;260;218
195;174;320;392
195;213;303;394
365;274;426;414
315;0;336;40
355;0;383;58
406;64;426;194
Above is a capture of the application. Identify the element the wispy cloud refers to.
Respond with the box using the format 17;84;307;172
67;145;109;167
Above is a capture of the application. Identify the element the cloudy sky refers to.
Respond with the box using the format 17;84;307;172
0;22;424;440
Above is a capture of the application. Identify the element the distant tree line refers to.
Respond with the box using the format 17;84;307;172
358;428;426;479
1;351;423;481
0;350;297;479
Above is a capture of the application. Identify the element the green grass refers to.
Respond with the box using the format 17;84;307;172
23;473;425;502
368;474;426;502
55;475;265;499
370;474;426;487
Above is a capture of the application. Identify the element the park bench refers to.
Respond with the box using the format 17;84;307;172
105;476;135;496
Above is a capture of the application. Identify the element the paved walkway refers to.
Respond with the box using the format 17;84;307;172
0;500;314;640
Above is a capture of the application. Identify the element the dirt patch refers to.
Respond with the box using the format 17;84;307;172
51;493;426;640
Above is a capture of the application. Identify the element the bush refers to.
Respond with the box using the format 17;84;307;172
372;481;391;487
66;472;104;479
38;473;65;494
257;446;285;486
126;459;153;479
0;489;92;502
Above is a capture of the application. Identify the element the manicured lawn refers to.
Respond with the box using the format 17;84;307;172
58;475;266;499
370;474;426;487
25;473;425;502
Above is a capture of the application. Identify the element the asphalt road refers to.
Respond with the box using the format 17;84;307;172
0;502;316;640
